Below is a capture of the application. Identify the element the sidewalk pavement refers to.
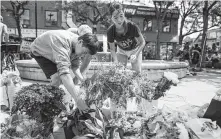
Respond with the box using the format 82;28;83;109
158;71;221;109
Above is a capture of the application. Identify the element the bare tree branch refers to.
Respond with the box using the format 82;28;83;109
72;8;94;23
153;2;159;13
184;17;198;35
208;1;218;11
182;1;186;15
180;2;185;19
186;2;201;16
67;1;110;27
183;24;218;37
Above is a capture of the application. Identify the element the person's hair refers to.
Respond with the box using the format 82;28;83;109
78;33;99;55
109;2;124;16
78;24;92;36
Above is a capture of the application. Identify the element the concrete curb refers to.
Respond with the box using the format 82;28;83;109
204;69;221;74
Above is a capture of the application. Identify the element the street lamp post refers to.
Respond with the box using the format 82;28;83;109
35;0;38;38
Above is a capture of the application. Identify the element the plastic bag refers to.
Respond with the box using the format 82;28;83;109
203;94;221;127
185;118;221;139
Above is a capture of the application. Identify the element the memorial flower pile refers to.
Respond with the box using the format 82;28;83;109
64;64;180;138
1;64;181;139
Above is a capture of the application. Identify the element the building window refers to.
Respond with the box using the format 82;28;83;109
21;9;30;27
162;20;171;33
143;42;156;60
143;18;152;31
160;42;173;60
45;11;58;26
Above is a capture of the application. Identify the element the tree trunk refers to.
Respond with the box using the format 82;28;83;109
201;1;209;68
179;18;185;46
155;12;161;60
15;17;22;42
92;22;97;34
200;2;209;68
156;28;161;60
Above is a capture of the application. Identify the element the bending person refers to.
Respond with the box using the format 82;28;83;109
30;30;99;111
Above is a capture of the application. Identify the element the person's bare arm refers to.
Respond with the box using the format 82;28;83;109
134;32;145;56
80;54;92;74
3;24;9;43
109;42;118;63
60;73;88;110
51;39;88;110
72;54;92;84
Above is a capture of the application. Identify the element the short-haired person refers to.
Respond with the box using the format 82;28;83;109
30;30;99;111
107;3;145;73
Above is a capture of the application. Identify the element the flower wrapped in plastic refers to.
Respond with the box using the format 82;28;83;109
1;114;44;139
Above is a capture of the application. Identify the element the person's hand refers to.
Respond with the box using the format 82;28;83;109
129;54;137;63
76;98;89;111
55;111;68;127
113;59;118;65
73;76;80;85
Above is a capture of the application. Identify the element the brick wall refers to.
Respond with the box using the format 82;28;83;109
2;1;63;30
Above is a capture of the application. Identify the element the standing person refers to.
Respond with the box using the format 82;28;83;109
30;30;99;111
211;52;220;68
107;2;145;73
1;15;9;72
0;15;9;46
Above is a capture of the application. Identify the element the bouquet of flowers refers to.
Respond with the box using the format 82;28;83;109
12;84;66;137
0;66;22;109
80;64;177;109
1;114;44;139
0;70;22;87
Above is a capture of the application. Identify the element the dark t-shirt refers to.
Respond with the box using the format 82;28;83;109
107;21;140;51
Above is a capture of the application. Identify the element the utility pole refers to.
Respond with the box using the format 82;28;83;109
35;0;38;38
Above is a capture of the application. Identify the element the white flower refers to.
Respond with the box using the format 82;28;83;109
163;71;179;84
133;120;141;128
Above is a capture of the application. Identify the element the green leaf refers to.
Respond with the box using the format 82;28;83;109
54;101;66;111
84;120;103;136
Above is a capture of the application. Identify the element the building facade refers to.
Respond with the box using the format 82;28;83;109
1;1;67;38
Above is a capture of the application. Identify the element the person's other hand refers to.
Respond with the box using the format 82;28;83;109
82;78;91;88
76;98;89;111
113;59;118;65
216;88;221;95
129;54;137;63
